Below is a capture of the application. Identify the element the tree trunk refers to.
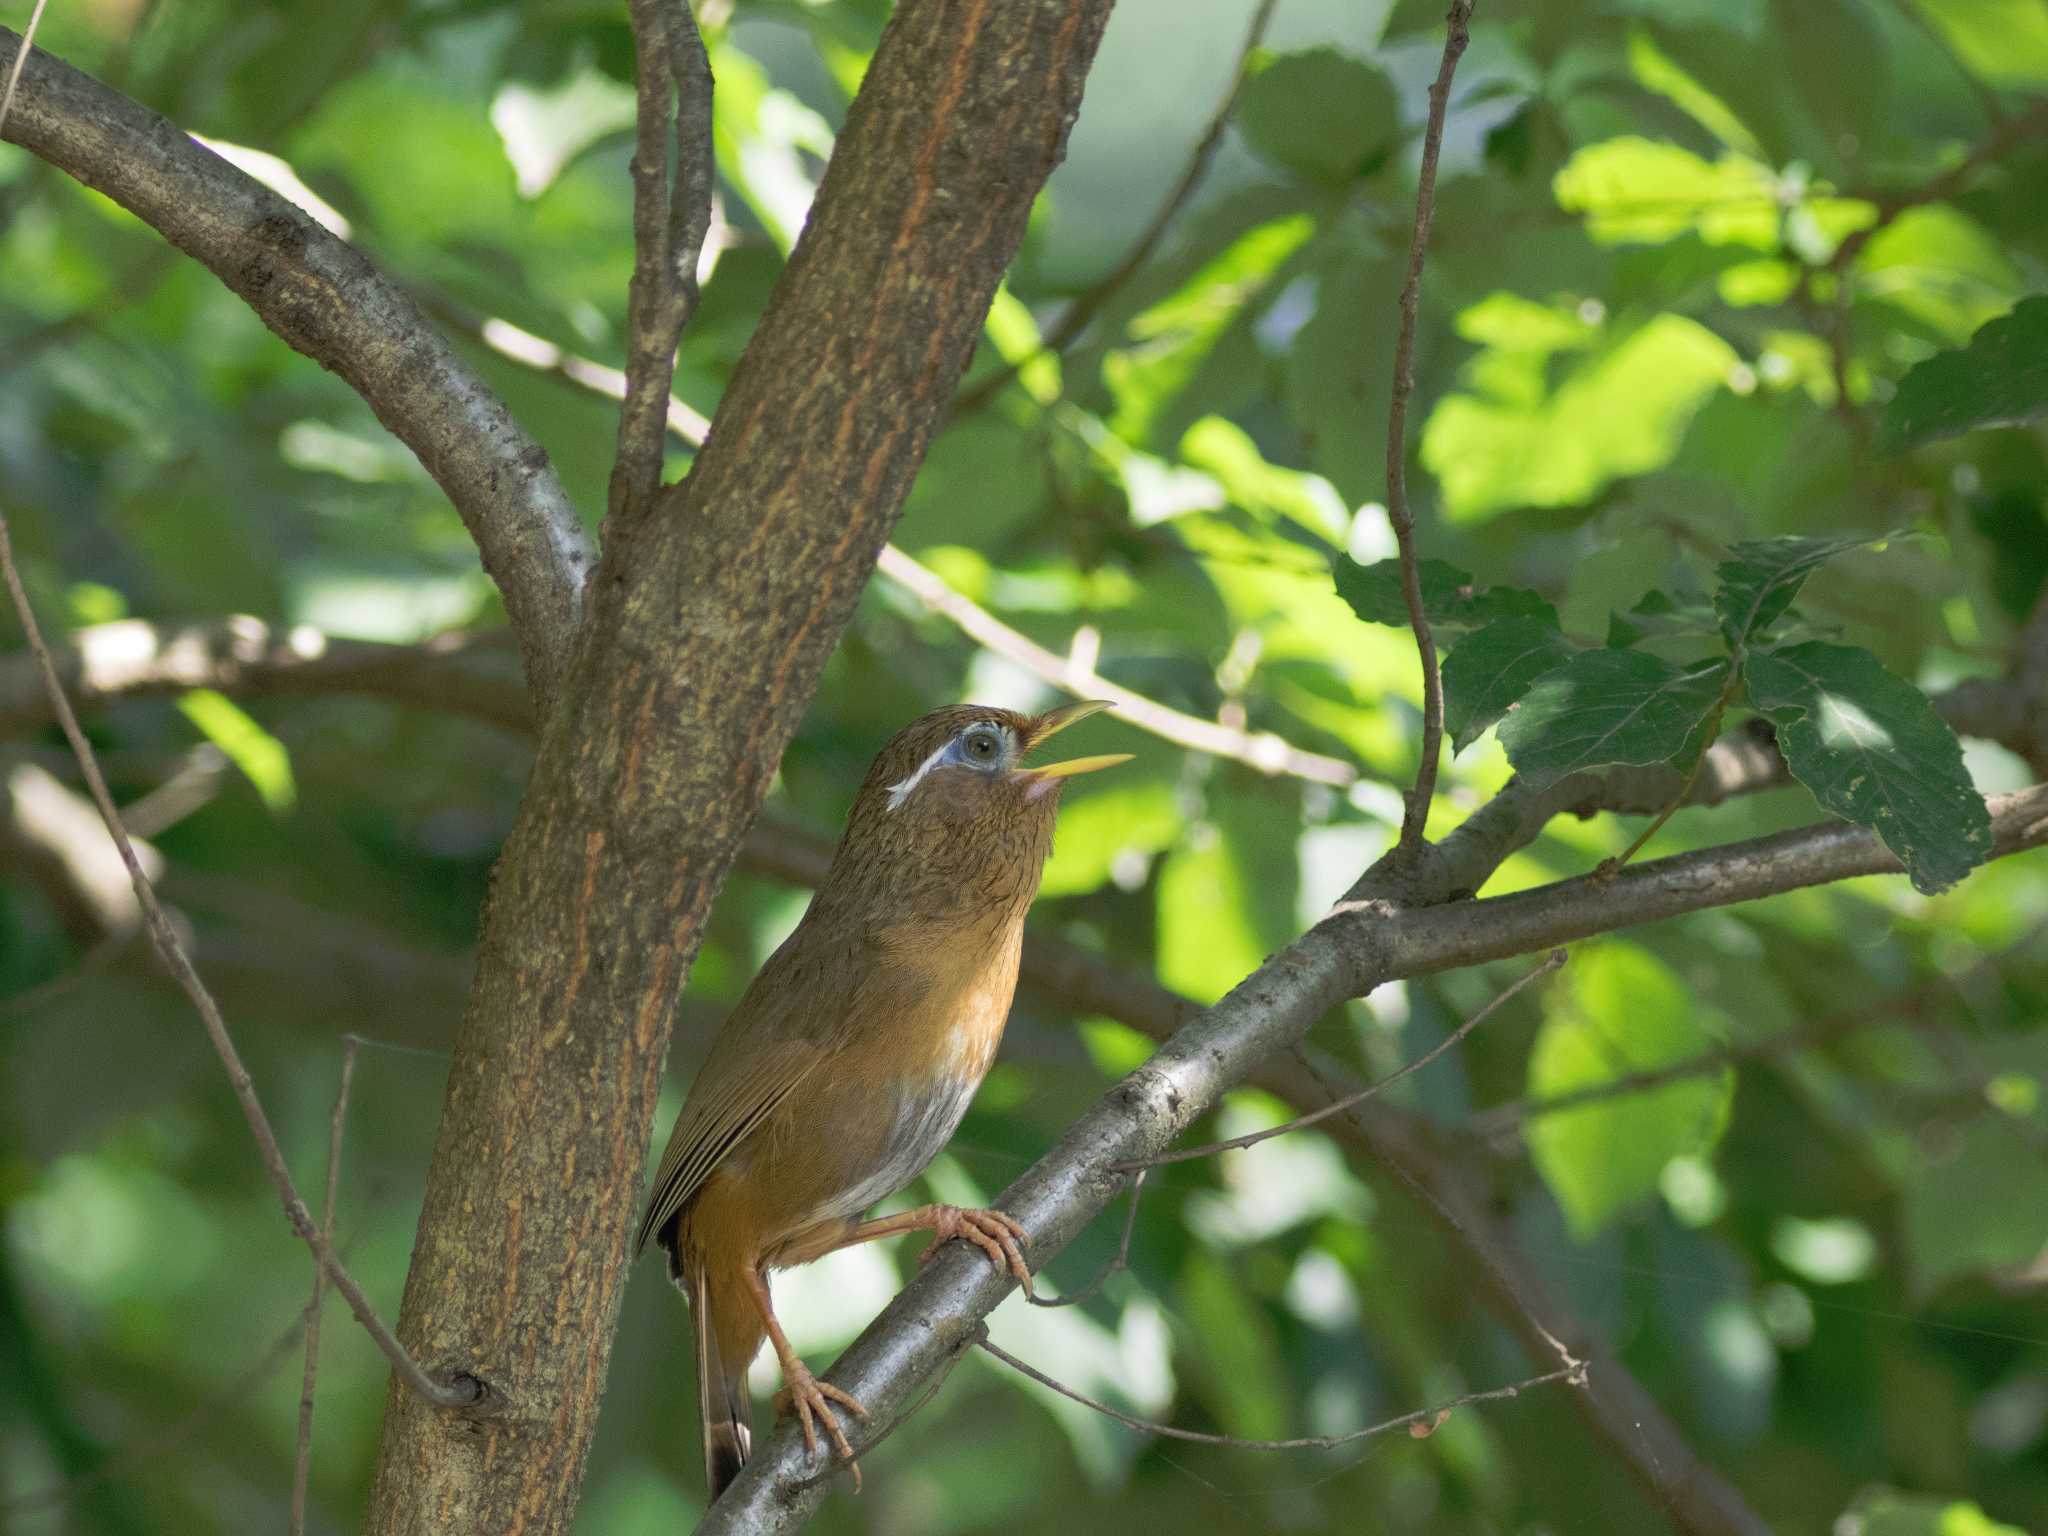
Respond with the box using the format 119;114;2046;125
362;2;1113;1530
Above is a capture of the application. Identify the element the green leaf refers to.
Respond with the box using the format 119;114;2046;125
1334;557;1556;634
1496;649;1729;791
1606;590;1721;648
1712;533;1881;648
1421;314;1739;523
1841;1488;2029;1536
1039;776;1183;898
1236;48;1398;183
1877;297;2048;454
177;690;296;813
1526;944;1734;1237
1903;1115;2048;1298
1902;0;2048;87
1744;641;1992;894
1441;616;1575;753
1552;138;1779;248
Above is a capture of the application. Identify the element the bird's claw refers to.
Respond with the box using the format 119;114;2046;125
915;1206;1034;1298
772;1363;868;1491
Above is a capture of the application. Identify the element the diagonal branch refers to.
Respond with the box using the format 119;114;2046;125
610;0;715;527
702;780;2046;1532
0;29;595;710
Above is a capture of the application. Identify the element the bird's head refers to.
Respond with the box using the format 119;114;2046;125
827;701;1129;917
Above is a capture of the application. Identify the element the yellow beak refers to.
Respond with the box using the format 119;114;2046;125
1025;700;1132;780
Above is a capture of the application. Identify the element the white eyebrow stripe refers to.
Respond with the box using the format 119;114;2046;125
885;739;955;811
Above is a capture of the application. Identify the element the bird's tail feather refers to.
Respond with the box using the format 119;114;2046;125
690;1261;753;1501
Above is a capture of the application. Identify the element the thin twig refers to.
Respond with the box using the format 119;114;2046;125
951;0;1281;416
609;0;715;526
1117;949;1564;1170
1026;1169;1148;1309
981;1338;1582;1450
0;512;480;1411
1386;1;1474;864
0;0;47;138
290;1036;358;1536
878;544;1355;785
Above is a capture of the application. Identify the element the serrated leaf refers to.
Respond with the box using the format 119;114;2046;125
1745;641;1992;893
1236;48;1399;183
1526;944;1734;1238
1442;617;1575;753
1334;557;1557;634
1876;296;2048;453
1712;533;1881;648
1496;650;1729;791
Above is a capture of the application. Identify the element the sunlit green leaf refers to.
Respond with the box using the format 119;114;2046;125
1744;640;1992;894
177;689;296;812
1497;649;1729;790
1441;616;1575;753
1553;138;1778;248
1526;944;1734;1237
1627;26;1761;153
1422;314;1738;522
1877;297;2048;453
1903;0;2048;85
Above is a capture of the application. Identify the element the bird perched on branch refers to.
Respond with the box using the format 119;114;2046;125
637;701;1129;1498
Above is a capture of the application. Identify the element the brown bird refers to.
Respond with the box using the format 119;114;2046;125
636;701;1129;1498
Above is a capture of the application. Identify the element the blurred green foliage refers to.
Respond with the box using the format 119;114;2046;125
4;1;2048;1533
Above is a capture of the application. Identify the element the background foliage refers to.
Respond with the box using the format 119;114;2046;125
4;1;2047;1533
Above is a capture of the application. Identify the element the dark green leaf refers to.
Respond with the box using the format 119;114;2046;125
1878;296;2048;453
1334;557;1557;633
1606;589;1721;647
1236;48;1399;183
1497;650;1729;790
1745;641;1992;893
1712;533;1881;647
1901;1119;2048;1300
1442;617;1575;753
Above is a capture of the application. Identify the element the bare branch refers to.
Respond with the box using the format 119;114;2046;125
290;1037;357;1536
1024;1168;1147;1310
0;513;480;1411
877;545;1355;784
981;1337;1582;1450
0;30;594;709
610;0;715;526
1385;1;1473;863
951;0;1280;416
1118;948;1564;1170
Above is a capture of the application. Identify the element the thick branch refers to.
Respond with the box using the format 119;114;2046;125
0;29;594;708
702;785;2047;1533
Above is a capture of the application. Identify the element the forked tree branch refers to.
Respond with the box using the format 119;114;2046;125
0;28;595;710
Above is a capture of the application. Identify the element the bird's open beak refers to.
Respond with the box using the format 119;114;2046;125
1023;699;1132;781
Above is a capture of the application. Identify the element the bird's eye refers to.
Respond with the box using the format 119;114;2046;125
963;729;1000;762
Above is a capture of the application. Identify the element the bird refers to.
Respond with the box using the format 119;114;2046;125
636;700;1130;1499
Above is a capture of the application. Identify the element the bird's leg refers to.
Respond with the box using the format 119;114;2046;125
829;1204;1033;1298
740;1264;868;1490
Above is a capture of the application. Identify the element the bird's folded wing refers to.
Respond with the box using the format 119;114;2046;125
634;1034;822;1255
